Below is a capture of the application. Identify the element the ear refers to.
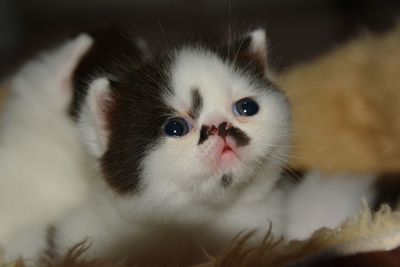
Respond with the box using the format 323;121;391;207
57;34;93;93
229;28;270;76
244;28;268;63
79;77;112;157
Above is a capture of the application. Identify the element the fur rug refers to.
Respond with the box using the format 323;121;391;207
2;205;400;267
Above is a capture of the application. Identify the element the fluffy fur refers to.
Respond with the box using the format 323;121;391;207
0;35;93;258
0;29;378;266
279;25;400;173
6;205;400;267
54;28;292;263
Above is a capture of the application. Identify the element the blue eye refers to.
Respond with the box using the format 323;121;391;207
233;98;259;116
163;117;191;137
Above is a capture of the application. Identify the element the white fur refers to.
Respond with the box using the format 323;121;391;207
248;28;268;60
285;170;375;240
1;29;377;264
78;78;111;157
54;29;293;259
0;34;93;262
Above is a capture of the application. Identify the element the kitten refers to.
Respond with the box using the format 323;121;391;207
0;34;93;249
1;28;377;265
61;28;291;263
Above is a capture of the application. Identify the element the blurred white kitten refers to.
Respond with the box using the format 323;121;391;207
0;34;93;246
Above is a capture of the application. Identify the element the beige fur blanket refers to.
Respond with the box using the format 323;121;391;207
280;25;400;173
1;205;400;267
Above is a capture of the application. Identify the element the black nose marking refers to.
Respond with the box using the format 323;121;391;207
217;122;230;138
227;127;251;147
198;122;251;147
198;125;210;145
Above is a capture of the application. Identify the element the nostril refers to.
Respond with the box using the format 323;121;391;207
198;122;233;145
210;125;218;135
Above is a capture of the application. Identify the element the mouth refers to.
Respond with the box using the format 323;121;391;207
219;141;239;169
222;144;232;154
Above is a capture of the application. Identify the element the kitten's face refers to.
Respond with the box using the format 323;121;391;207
78;29;291;207
143;48;290;203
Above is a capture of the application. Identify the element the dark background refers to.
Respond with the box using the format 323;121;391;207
1;0;400;78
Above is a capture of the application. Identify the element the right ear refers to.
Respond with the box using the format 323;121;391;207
79;77;112;157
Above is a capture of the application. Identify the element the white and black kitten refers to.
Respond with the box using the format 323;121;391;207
1;28;377;265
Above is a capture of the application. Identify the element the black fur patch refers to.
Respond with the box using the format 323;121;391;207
71;30;176;194
189;88;203;119
70;29;147;119
226;126;250;147
198;122;250;147
198;125;210;145
100;57;174;194
217;122;229;138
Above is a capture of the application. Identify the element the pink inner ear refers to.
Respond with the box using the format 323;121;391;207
58;34;94;95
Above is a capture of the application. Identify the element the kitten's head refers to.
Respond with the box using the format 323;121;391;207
77;29;291;207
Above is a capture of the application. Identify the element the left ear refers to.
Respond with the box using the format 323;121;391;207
228;28;270;76
56;34;93;93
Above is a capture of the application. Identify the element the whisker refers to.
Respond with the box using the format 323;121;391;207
266;152;289;165
157;21;170;51
227;0;232;62
281;166;305;184
231;30;248;68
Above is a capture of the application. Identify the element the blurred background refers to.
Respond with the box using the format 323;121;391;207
1;0;400;79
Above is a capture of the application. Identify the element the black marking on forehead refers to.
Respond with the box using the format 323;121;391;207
227;127;251;147
189;88;203;120
100;56;174;194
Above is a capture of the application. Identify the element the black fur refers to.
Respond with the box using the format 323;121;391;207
226;126;250;147
100;57;174;194
198;121;250;147
199;125;210;145
71;29;175;194
189;88;203;119
70;29;147;119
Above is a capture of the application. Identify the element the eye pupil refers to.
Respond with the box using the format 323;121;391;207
234;98;259;116
164;118;190;137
